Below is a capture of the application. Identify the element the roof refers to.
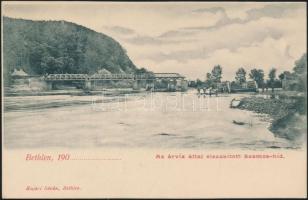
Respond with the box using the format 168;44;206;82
153;73;184;78
96;68;111;74
11;69;28;76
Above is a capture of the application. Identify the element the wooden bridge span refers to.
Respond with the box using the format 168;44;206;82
41;73;187;91
43;73;185;81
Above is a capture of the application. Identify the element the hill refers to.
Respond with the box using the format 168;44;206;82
3;17;139;85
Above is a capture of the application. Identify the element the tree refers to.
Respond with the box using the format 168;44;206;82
278;71;291;86
54;57;64;73
205;72;213;87
211;65;222;84
292;53;307;91
278;73;285;81
268;68;277;92
206;72;212;80
235;67;246;84
188;81;196;87
196;79;203;87
249;69;264;89
135;68;148;74
293;53;307;75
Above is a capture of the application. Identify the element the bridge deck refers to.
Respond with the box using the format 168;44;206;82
43;73;185;81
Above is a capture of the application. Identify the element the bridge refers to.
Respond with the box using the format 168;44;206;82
11;69;188;91
43;73;185;81
38;73;187;91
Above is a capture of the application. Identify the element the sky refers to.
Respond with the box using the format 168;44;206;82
2;1;307;80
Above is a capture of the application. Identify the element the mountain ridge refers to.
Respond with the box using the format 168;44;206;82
3;16;141;85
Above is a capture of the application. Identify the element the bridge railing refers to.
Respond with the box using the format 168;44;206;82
44;74;87;80
43;73;184;80
91;74;135;79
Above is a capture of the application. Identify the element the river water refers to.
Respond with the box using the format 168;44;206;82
3;90;296;149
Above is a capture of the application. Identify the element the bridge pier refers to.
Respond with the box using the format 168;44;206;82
166;79;176;91
180;79;188;92
46;81;55;90
132;80;140;90
84;79;92;90
226;81;231;93
145;81;155;91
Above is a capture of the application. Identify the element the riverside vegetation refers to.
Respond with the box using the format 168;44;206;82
236;54;307;143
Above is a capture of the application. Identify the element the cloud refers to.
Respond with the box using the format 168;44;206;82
144;26;285;63
123;34;197;46
103;26;135;35
125;35;163;45
284;45;294;60
160;3;304;38
138;36;299;80
113;4;297;46
3;2;306;79
103;3;306;80
192;7;225;14
246;3;303;20
158;29;197;38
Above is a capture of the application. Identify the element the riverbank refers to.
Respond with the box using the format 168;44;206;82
3;88;144;97
236;92;307;142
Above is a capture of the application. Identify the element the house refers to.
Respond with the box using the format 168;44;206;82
230;80;257;93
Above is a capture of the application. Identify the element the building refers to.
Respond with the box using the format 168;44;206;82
11;68;28;78
230;80;258;93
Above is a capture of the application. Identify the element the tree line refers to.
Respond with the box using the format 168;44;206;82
189;53;307;92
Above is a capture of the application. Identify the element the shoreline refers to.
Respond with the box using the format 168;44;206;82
235;93;307;143
3;88;144;97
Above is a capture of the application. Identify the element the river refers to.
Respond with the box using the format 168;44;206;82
3;90;295;149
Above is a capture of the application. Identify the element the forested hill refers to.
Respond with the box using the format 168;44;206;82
3;17;138;85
